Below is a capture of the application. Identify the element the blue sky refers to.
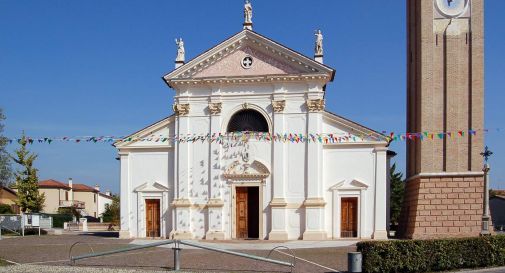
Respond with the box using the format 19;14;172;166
1;1;503;193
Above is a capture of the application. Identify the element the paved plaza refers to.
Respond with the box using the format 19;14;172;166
0;233;354;272
1;233;505;273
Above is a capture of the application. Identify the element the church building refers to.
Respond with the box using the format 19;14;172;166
115;1;392;240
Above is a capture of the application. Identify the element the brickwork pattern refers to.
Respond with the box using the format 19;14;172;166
399;176;485;239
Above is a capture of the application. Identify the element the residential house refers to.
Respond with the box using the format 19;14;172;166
98;190;114;216
0;185;19;213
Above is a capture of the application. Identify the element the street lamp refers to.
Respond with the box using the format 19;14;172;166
480;146;493;236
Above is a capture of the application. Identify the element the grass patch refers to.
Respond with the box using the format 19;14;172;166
0;258;13;266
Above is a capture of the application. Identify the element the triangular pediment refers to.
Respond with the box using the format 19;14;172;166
134;181;170;192
322;111;390;144
114;115;174;148
329;179;368;191
163;30;334;84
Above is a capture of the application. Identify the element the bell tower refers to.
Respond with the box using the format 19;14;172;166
401;0;486;238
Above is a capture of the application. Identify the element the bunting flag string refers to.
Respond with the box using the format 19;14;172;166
4;128;502;145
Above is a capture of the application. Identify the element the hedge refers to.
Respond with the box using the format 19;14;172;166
357;235;505;273
46;214;73;228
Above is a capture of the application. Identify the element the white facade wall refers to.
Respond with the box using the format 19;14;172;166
117;30;390;240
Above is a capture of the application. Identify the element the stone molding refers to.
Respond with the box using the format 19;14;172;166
173;103;190;116
208;102;222;115
206;198;225;208
171;198;192;208
303;197;326;207
271;100;286;113
269;198;288;207
306;99;325;112
205;231;226;240
170;230;194;239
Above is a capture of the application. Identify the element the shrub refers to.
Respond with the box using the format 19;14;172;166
0;203;13;214
357;235;505;273
47;213;73;228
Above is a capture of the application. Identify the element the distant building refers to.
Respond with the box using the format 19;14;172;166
0;185;19;213
15;178;113;218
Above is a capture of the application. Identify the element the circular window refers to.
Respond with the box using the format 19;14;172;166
241;56;253;69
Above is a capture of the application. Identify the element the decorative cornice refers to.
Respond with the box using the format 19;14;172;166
169;74;331;87
173;103;190;116
303;197;326;207
306;99;325;112
272;100;286;113
171;198;192;208
406;171;485;182
208;102;222;115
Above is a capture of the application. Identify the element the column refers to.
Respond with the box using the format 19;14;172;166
373;147;388;239
303;94;327;240
206;101;225;240
269;98;289;240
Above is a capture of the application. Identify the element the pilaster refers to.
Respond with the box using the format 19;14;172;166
373;147;388;240
302;87;326;240
268;85;289;240
119;151;130;238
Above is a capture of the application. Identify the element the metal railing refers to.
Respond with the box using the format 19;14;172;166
59;200;85;209
70;239;295;271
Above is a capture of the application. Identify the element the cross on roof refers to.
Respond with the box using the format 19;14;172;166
480;146;493;163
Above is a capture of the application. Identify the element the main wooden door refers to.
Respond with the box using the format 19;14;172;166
341;197;358;238
146;199;160;237
236;187;249;239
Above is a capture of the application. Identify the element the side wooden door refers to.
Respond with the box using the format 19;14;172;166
341;197;358;238
236;187;248;239
146;199;160;237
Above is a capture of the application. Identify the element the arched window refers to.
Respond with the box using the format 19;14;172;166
227;109;269;133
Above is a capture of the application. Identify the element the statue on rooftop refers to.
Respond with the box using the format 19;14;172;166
175;38;185;62
244;0;253;25
315;29;323;56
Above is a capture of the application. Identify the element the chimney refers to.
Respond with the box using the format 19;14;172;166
105;190;111;196
95;184;100;192
68;178;73;201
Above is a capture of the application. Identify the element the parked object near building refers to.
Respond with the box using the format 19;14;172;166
490;195;505;231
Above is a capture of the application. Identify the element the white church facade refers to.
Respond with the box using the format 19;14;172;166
115;3;392;240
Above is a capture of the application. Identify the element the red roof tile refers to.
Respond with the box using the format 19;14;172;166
38;179;70;189
72;183;98;192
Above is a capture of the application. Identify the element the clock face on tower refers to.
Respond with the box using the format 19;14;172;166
435;0;469;18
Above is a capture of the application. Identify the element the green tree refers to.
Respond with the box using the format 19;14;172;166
12;134;45;212
390;163;404;227
0;108;12;187
101;195;119;225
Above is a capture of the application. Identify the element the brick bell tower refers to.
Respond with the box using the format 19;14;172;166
400;0;487;239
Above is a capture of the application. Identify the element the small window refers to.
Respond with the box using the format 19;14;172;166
65;191;68;201
94;194;96;203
